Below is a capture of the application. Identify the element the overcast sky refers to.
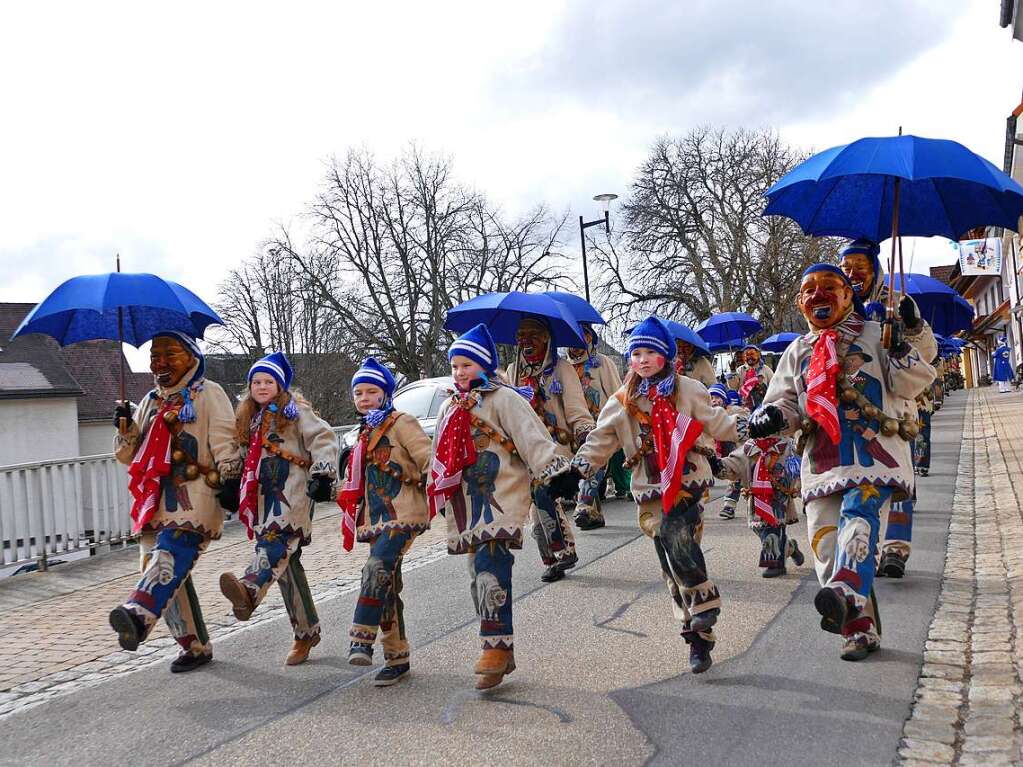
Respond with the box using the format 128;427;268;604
2;0;1020;369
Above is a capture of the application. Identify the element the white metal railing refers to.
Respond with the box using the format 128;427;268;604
0;424;358;571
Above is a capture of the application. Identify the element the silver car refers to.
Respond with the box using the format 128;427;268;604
338;376;454;474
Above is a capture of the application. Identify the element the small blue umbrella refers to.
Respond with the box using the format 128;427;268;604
662;319;711;354
881;273;973;336
445;291;586;348
695;312;763;346
14;271;223;346
764;135;1023;241
542;291;606;325
760;332;802;353
708;337;748;354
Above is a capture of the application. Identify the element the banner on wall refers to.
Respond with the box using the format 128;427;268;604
953;237;1003;276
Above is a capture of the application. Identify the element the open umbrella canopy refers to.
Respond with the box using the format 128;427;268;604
760;332;802;353
708;338;749;354
542;291;606;325
445;291;586;348
696;312;763;346
880;273;974;337
764;135;1023;241
662;319;710;354
13;272;223;346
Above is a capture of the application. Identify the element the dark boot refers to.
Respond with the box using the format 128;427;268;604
687;634;715;674
814;586;849;634
689;607;719;634
170;651;212;673
108;606;144;652
374;663;410;687
762;566;786;578
788;540;805;567
879;552;906;579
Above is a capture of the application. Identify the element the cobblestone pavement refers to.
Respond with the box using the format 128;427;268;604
898;388;1023;766
0;504;447;715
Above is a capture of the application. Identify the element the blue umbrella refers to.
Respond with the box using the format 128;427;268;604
445;291;586;348
760;332;802;353
881;273;974;337
662;319;711;354
542;291;606;325
708;338;749;354
696;313;763;346
764;135;1023;241
14;271;223;346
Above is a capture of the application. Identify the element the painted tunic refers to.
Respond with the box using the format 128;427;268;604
718;438;801;529
114;360;241;539
507;354;595;457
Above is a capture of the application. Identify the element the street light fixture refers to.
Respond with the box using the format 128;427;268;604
580;193;618;303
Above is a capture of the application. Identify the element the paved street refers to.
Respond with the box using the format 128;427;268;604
3;388;1020;766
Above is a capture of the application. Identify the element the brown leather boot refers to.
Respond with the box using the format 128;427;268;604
286;634;321;666
473;648;515;689
219;572;256;621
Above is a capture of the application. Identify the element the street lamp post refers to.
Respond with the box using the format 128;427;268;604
580;193;618;303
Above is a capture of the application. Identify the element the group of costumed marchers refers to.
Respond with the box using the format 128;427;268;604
106;235;940;684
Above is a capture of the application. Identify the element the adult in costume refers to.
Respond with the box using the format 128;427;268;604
108;332;242;672
709;383;747;521
751;264;935;661
430;324;579;689
676;339;717;387
993;336;1013;393
573;317;742;673
339;357;432;686
218;352;337;666
507;317;595;581
561;323;622;530
734;343;773;409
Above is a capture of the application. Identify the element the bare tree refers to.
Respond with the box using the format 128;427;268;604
590;127;839;336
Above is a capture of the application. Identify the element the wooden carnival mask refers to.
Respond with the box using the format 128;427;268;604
743;347;761;366
150;336;195;388
839;252;876;299
516;319;550;364
797;271;854;331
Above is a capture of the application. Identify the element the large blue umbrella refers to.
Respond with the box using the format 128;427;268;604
662;319;711;354
542;291;606;325
14;272;223;346
445;291;586;348
696;312;763;346
764;135;1023;241
760;332;802;353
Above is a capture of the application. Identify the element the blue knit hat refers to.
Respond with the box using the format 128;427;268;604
447;323;499;375
248;351;293;391
726;390;741;406
742;343;760;353
708;383;728;402
351;357;396;397
627;316;676;361
154;331;205;383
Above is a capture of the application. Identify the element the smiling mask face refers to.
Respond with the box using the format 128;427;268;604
840;253;875;298
516;319;550;364
150;336;195;388
797;271;854;330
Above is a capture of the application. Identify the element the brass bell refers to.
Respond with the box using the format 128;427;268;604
184;464;200;481
880;418;899;437
864;405;880;420
171;449;186;464
840;388;859;404
899;421;919;441
204;470;221;489
162;410;179;425
800;418;817;433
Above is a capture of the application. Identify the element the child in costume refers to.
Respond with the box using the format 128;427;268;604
507;317;595;581
562;322;622;530
430;324;579;689
573;317;742;673
751;263;935;661
337;358;432;686
108;331;242;672
713;436;805;577
709;383;745;521
217;353;337;666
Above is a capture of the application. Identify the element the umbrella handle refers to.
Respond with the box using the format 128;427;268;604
116;253;128;435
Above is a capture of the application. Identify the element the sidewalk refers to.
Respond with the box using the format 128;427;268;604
0;504;447;700
898;387;1023;766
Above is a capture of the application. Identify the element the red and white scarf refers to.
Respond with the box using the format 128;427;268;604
739;366;760;402
426;395;477;520
336;430;368;551
649;392;704;515
750;438;782;526
127;403;173;533
805;329;841;445
236;413;267;541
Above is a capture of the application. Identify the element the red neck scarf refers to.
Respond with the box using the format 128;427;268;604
426;394;478;520
649;390;704;515
739;366;760;402
750;438;782;526
237;413;268;541
127;402;174;533
806;329;841;445
336;427;369;551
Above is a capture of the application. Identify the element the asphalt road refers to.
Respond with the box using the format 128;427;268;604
2;393;966;767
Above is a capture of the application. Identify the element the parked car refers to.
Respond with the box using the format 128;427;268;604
338;376;454;476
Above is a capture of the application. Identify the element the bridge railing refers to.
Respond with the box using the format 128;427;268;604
0;425;357;571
